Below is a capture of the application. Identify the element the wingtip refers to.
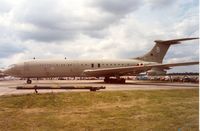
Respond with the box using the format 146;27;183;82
186;37;199;40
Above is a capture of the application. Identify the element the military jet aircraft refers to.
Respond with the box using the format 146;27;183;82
2;37;199;84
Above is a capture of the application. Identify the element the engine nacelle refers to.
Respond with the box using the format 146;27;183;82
147;68;166;76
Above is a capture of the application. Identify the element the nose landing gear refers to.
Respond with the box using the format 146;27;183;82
27;79;32;84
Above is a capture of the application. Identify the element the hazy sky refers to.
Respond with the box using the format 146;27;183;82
0;0;199;72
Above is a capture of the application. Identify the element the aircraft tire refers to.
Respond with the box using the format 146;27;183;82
27;79;32;84
120;78;126;84
104;78;126;84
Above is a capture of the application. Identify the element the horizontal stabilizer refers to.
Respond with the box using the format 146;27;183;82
154;37;199;45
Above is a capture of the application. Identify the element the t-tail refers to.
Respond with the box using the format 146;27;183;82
135;37;199;63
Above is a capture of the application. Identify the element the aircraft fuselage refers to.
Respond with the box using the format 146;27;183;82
4;59;154;78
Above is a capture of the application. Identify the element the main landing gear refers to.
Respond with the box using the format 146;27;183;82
104;77;126;84
27;79;32;84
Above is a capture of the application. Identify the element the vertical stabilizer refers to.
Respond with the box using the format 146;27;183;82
135;38;198;63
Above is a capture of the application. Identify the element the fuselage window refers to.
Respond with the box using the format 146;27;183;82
91;64;94;68
98;63;100;68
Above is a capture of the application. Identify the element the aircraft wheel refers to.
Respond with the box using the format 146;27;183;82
104;77;110;83
120;78;126;84
27;79;32;84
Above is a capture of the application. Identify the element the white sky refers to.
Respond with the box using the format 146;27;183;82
0;0;199;72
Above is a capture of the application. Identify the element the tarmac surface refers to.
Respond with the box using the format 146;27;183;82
0;80;198;96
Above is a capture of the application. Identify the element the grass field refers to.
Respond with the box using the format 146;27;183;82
0;89;198;131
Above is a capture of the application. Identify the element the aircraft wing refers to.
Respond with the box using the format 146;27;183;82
83;61;199;77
